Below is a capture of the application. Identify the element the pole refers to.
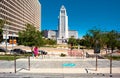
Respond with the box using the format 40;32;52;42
11;33;13;54
95;54;98;71
110;50;113;77
62;37;63;43
82;49;84;59
14;54;16;73
28;54;30;71
5;25;8;54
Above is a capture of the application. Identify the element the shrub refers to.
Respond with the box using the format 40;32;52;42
60;53;66;57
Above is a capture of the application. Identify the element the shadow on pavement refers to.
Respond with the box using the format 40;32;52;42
17;68;29;73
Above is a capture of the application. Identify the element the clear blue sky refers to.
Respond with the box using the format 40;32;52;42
39;0;120;38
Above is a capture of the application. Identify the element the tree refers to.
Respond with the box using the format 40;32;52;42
18;24;44;48
89;29;101;47
68;37;77;45
83;33;93;48
0;19;5;28
83;29;102;50
106;30;119;51
0;29;3;43
116;32;120;49
0;19;5;43
77;39;85;46
105;30;120;77
67;37;78;49
46;38;57;45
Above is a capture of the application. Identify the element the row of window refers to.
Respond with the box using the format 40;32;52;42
1;9;24;23
1;3;25;20
1;0;40;34
1;9;34;28
1;0;34;24
0;13;25;32
0;12;24;27
13;0;34;19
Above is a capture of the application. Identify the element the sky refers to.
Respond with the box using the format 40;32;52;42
39;0;120;38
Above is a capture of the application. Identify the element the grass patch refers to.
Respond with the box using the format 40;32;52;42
104;55;120;60
112;56;120;60
0;54;29;61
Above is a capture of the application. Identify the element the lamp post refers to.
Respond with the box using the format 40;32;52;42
110;52;112;77
14;53;16;73
94;40;100;71
62;36;64;43
28;55;30;71
109;30;118;77
5;25;9;53
12;33;14;53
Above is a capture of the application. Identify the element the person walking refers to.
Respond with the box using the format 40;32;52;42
34;46;39;58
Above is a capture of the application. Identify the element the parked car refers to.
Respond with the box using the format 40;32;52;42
11;48;26;54
0;47;9;52
39;50;47;55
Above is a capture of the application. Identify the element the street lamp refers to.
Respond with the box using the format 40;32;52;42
62;36;64;43
12;33;14;53
5;24;9;53
94;40;100;71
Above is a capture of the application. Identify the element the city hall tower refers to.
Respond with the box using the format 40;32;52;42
57;5;68;43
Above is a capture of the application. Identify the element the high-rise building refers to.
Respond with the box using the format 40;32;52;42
58;5;68;39
0;0;41;39
43;5;78;44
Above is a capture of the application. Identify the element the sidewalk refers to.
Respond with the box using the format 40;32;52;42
0;56;120;74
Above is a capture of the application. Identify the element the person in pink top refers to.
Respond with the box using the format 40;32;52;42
34;46;39;58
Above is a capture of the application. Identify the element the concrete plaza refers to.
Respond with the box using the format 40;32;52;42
0;55;120;78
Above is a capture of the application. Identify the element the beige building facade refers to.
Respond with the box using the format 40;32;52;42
0;0;41;39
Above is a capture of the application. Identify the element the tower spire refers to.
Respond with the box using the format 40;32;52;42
61;5;65;9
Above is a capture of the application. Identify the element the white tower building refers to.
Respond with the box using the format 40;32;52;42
57;5;68;43
43;5;78;44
